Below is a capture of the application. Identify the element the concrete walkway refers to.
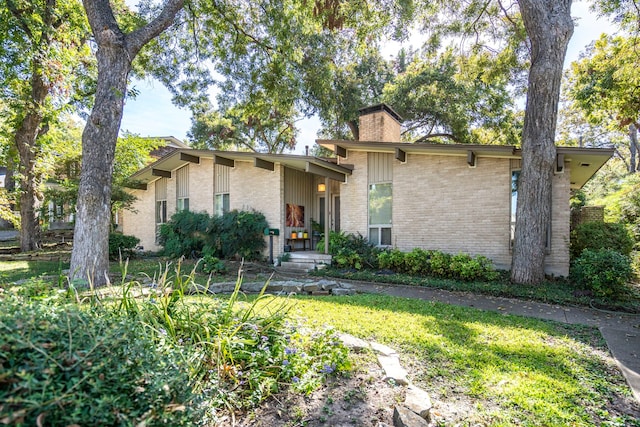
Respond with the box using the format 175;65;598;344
344;281;640;403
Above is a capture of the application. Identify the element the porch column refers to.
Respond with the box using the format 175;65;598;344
324;176;330;254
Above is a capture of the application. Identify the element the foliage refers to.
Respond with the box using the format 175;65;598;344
209;210;268;260
188;101;297;153
383;49;520;144
571;249;633;298
595;173;640;245
0;289;202;426
198;247;227;275
567;34;640;172
570;221;634;260
0;0;95;250
114;261;351;411
159;210;211;258
160;209;268;261
378;248;499;281
318;231;381;270
108;232;140;260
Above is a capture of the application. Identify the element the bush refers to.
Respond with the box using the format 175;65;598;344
570;221;634;260
0;295;201;426
108;232;140;260
571;249;633;298
320;231;381;270
159;209;269;261
159;210;210;258
208;210;268;260
376;248;499;281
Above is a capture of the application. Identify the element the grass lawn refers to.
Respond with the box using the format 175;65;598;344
1;259;638;425
264;293;639;426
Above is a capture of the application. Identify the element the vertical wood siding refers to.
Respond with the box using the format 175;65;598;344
214;164;230;193
368;153;393;183
176;165;189;198
284;167;314;231
155;177;167;200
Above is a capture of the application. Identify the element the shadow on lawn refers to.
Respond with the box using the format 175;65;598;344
286;293;640;424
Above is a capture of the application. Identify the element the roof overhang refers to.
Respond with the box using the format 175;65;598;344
128;149;353;189
317;140;614;190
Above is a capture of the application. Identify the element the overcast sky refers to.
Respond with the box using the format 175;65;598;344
119;2;617;153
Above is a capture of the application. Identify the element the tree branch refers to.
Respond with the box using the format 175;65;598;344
126;0;185;57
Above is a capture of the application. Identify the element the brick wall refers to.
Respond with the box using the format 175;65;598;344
359;111;401;142
189;158;214;214
122;185;160;252
341;152;572;276
230;161;284;257
571;205;605;228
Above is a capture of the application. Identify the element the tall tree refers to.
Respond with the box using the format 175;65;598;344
510;0;574;284
70;0;184;285
71;0;404;285
383;49;519;144
567;35;640;173
0;0;93;251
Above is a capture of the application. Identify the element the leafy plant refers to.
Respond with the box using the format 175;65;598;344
571;249;633;298
0;291;201;426
108;232;140;260
570;221;634;260
319;231;381;270
208;210;268;260
159;209;269;261
159;210;211;258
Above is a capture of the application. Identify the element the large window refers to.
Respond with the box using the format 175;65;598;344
215;193;229;217
369;182;392;246
214;164;230;217
176;165;189;212
155;178;168;243
511;169;550;250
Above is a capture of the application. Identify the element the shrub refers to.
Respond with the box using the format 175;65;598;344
159;209;269;261
0;294;201;426
429;251;452;277
570;221;634;260
108;232;140;260
159;210;210;258
378;248;406;272
320;231;381;270
208;210;268;260
571;249;633;298
405;248;431;275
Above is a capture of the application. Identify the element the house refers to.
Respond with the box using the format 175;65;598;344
122;104;613;276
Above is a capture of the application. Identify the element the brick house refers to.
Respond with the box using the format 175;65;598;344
122;104;613;276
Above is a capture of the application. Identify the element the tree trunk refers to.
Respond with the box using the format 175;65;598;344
14;64;49;252
70;0;184;286
630;123;638;173
69;45;129;286
511;0;573;284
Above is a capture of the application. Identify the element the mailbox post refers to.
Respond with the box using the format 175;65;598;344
263;228;279;264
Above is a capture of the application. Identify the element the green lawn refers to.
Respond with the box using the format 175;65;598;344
273;294;638;426
1;259;638;426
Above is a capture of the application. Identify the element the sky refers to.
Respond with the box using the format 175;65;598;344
119;3;618;153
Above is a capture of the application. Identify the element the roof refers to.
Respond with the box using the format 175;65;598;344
316;139;614;190
128;149;353;190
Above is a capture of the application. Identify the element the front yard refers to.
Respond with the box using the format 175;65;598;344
1;258;639;426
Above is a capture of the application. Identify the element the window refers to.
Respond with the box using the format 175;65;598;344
511;169;550;250
215;193;229;217
155;178;168;243
369;182;392;246
214;164;230;216
176;165;189;212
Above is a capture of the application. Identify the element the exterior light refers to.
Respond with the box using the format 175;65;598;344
317;183;326;192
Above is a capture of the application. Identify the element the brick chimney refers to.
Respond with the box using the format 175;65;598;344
358;104;402;142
